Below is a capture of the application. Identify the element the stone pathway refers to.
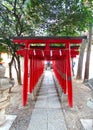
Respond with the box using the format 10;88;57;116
27;70;67;130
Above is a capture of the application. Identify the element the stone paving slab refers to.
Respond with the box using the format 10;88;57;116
30;109;48;121
80;119;93;130
0;115;17;130
27;70;67;130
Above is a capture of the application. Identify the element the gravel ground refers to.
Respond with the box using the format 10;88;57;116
5;76;93;130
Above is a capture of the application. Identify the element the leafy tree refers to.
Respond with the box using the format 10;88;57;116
0;43;8;62
0;0;43;84
84;24;93;81
83;0;93;81
40;0;90;36
76;0;93;80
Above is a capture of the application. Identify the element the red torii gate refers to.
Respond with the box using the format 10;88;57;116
13;36;86;107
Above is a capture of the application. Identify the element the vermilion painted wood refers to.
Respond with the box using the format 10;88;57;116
16;49;79;59
64;58;67;94
13;36;84;107
22;43;29;106
13;38;82;44
66;43;73;107
29;57;33;93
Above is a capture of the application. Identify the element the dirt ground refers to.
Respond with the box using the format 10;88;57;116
5;84;35;130
5;76;93;130
61;78;93;130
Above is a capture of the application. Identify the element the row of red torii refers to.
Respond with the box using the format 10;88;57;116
13;36;86;107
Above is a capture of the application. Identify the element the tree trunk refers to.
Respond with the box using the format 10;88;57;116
9;54;22;85
0;53;1;58
17;56;22;85
84;24;92;81
14;56;22;85
76;39;87;79
9;55;15;78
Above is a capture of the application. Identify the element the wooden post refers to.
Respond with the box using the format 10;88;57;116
66;43;73;107
22;43;29;106
29;57;33;93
